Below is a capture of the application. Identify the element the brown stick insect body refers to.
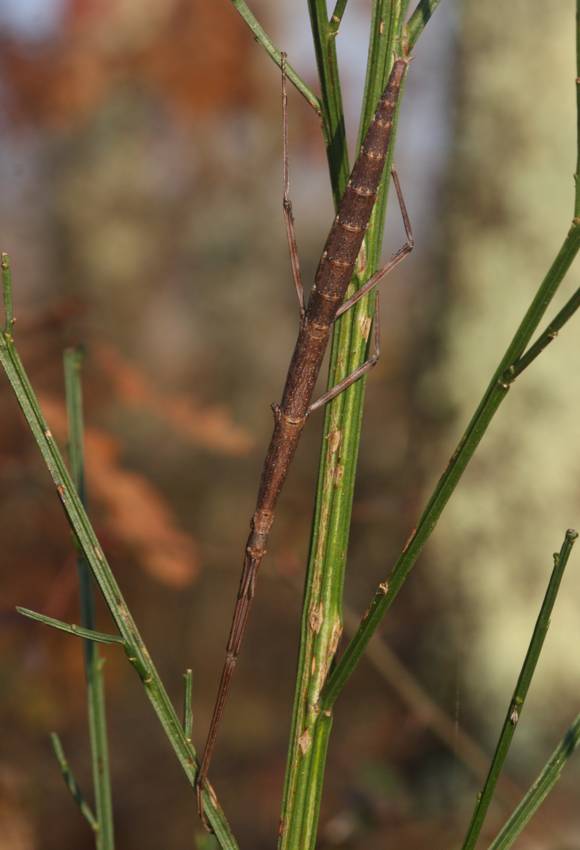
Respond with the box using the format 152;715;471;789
197;57;412;806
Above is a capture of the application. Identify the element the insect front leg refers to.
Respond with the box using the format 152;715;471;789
308;168;413;413
281;52;305;319
336;167;414;318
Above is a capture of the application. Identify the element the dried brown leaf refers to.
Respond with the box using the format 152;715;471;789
39;394;198;587
95;342;252;456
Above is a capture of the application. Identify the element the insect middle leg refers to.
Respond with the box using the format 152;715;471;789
309;295;382;413
308;168;413;413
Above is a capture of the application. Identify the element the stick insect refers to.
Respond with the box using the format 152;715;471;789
197;55;414;815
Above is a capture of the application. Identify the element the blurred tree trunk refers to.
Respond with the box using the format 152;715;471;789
429;0;580;768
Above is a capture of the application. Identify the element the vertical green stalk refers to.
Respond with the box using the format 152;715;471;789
279;3;411;848
64;348;115;850
319;222;580;712
487;712;580;850
1;254;14;331
460;530;578;850
0;270;238;848
319;0;580;712
306;0;350;202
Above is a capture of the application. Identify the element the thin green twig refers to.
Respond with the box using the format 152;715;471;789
64;348;115;850
320;0;580;713
229;0;321;114
307;0;350;204
461;530;578;850
507;286;579;381
328;0;349;35
487;713;580;849
50;732;98;832
1;253;14;332
320;221;580;711
17;607;125;645
279;3;414;848
0;270;238;849
404;0;443;53
184;669;193;741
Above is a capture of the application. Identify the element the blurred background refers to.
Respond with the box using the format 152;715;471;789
0;1;579;848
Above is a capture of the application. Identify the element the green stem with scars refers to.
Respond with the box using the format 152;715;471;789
328;0;349;34
319;3;580;708
488;712;580;849
508;285;579;380
461;530;578;850
278;2;412;848
0;263;238;850
320;219;580;712
64;348;115;850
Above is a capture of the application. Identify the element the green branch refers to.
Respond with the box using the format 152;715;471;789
50;733;98;832
17;607;125;645
488;713;580;849
320;220;580;711
507;286;580;381
0;266;238;849
279;2;415;848
320;0;580;713
64;348;115;850
1;253;14;331
229;0;321;114
328;0;349;35
307;0;350;204
183;669;194;742
404;0;443;53
461;530;578;850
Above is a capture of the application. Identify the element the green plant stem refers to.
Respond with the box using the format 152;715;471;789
321;0;580;708
307;0;350;204
321;219;580;711
64;348;115;850
1;253;14;331
509;286;579;379
184;669;194;741
461;530;578;850
404;0;443;53
51;732;98;832
487;713;580;850
0;281;238;849
279;3;412;848
328;0;349;34
17;607;125;644
229;0;321;114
